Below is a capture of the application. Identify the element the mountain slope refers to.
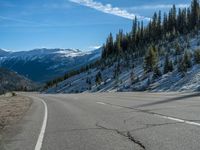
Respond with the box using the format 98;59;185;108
45;0;200;93
0;49;10;57
0;48;101;82
0;68;36;94
45;32;200;93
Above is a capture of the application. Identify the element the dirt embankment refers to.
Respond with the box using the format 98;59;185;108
0;93;32;140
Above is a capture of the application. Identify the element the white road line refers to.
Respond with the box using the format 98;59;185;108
96;102;106;105
96;102;122;109
35;97;48;150
96;101;200;127
155;114;200;127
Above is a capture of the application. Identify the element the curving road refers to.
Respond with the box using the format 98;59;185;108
3;92;200;150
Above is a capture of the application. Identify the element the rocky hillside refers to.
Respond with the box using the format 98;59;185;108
0;68;36;94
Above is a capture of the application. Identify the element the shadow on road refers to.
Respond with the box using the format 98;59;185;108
135;93;200;108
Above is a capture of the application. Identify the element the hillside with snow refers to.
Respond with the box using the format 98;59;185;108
44;0;200;94
45;32;200;93
0;48;101;82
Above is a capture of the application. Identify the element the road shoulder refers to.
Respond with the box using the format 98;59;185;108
0;93;44;150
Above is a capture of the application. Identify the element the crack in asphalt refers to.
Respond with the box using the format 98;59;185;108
96;123;146;150
99;101;200;126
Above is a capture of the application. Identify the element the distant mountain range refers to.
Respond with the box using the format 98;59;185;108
0;67;36;94
0;48;101;82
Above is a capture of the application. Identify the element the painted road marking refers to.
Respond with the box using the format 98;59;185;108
35;97;48;150
96;101;200;127
155;114;200;127
96;102;123;109
96;102;106;105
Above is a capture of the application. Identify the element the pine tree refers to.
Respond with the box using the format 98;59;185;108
113;63;120;79
164;54;170;74
172;5;177;30
178;51;192;73
163;12;168;35
102;44;107;58
153;65;162;79
107;33;114;54
144;45;158;72
175;41;181;55
95;72;102;85
157;10;162;37
194;49;200;63
130;71;135;84
183;51;192;68
132;17;137;41
191;0;200;29
168;60;174;72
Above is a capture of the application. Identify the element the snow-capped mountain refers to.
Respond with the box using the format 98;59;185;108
0;49;10;57
0;48;101;82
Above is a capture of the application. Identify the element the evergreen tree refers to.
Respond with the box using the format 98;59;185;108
178;51;192;73
130;71;135;84
157;10;162;36
132;17;137;41
175;41;181;55
153;65;162;79
164;54;170;74
191;0;200;28
194;49;200;63
183;51;192;68
113;63;120;79
107;33;114;54
163;12;168;34
144;45;158;72
95;72;102;85
168;60;174;72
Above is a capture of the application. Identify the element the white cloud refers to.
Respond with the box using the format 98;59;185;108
69;0;150;21
128;4;189;10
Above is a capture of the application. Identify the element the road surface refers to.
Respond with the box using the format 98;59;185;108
2;92;200;150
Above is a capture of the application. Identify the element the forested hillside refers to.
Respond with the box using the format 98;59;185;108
102;0;199;67
45;0;200;93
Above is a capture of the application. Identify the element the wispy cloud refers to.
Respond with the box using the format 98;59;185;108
69;0;150;21
128;4;189;11
0;15;49;26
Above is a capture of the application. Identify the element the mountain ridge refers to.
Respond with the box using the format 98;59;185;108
0;67;36;94
0;48;101;82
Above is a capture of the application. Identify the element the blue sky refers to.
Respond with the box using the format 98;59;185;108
0;0;190;51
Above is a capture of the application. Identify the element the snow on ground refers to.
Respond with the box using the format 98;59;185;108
46;33;200;93
46;63;200;93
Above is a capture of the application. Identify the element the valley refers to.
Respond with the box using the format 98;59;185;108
1;0;200;149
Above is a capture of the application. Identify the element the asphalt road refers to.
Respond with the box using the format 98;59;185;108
3;92;200;150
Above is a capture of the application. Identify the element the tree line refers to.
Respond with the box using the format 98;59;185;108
44;0;200;89
102;0;200;60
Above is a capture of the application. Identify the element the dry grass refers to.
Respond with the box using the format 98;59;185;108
0;93;32;129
